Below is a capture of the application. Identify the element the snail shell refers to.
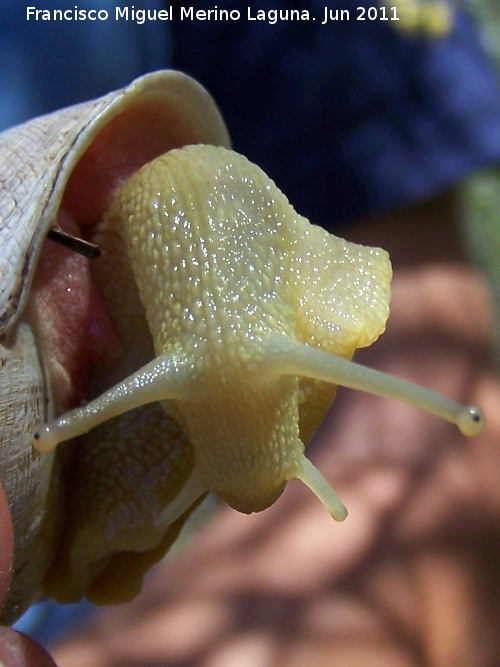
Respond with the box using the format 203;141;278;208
1;70;484;624
0;70;229;622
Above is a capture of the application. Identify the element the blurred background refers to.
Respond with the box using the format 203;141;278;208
462;0;500;361
1;0;500;661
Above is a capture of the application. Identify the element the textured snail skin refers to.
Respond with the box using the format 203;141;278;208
32;145;485;606
37;144;393;603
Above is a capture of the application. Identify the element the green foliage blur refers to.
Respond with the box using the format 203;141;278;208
465;0;500;63
461;0;500;355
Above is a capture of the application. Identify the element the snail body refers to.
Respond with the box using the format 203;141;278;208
32;143;394;604
0;71;484;621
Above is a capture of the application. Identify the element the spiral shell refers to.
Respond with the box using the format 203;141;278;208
0;70;229;622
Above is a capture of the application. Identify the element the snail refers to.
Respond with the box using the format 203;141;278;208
0;71;484;624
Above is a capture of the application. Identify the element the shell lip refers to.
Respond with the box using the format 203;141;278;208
0;69;230;336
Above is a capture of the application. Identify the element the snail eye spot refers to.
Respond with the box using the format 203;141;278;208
456;405;486;437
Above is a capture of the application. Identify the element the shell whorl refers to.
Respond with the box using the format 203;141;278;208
0;70;230;622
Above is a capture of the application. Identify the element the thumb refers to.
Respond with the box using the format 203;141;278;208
0;483;57;666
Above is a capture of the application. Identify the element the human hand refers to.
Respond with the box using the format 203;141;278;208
0;483;57;667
